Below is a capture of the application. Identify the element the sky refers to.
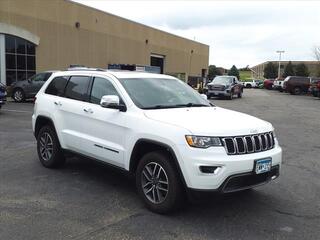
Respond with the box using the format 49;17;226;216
74;0;320;69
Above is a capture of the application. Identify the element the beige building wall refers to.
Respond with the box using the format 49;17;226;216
0;0;209;80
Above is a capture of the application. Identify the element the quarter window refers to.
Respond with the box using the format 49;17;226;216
45;76;69;96
64;76;90;101
90;77;119;104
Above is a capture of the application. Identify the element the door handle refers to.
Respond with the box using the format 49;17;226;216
83;108;93;114
54;101;62;106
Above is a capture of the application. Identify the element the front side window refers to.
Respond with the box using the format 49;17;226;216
64;76;90;101
119;78;210;109
90;77;119;104
45;76;68;96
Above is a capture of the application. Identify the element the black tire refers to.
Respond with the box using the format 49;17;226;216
207;94;211;99
246;84;252;88
292;87;301;95
238;91;242;98
12;88;25;102
37;125;65;168
135;151;183;214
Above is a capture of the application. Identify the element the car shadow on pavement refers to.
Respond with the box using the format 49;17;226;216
59;155;272;217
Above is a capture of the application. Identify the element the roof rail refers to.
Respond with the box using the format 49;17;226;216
66;67;107;72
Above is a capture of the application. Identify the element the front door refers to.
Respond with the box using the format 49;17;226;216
77;76;127;168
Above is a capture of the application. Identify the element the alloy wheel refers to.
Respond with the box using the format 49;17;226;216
14;90;23;102
39;132;53;161
141;162;169;204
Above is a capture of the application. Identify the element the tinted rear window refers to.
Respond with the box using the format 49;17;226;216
64;76;90;101
45;76;68;96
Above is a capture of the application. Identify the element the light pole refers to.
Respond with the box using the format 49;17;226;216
276;50;285;79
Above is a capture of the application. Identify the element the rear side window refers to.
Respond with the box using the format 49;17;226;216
90;77;119;104
64;76;90;101
45;76;68;96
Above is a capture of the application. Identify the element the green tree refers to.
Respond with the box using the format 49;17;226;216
263;62;277;79
208;65;221;80
295;63;309;77
283;61;295;77
228;65;240;80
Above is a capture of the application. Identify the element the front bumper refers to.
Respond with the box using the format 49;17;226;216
175;141;282;191
207;89;230;97
0;93;7;106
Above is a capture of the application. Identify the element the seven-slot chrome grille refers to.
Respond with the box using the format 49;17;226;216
221;132;275;155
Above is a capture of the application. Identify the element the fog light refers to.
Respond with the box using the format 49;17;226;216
200;166;218;174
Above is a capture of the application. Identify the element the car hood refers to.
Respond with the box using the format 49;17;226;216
143;107;273;136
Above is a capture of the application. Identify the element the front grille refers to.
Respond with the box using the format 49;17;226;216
221;132;275;155
208;85;225;91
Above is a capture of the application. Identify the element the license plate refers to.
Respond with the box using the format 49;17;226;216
255;158;272;174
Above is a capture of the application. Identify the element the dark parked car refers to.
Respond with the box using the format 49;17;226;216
309;77;320;97
264;79;274;90
207;76;243;100
10;71;55;102
0;82;7;109
283;76;310;95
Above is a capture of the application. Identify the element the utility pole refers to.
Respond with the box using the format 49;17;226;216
276;50;285;79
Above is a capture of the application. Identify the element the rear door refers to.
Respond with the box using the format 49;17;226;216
58;75;92;153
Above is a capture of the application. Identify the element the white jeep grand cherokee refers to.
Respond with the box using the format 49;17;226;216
32;69;282;213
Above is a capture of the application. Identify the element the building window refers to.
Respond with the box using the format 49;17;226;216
5;35;36;85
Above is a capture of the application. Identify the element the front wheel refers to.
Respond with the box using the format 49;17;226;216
136;151;183;214
228;92;234;100
12;89;25;102
37;125;65;168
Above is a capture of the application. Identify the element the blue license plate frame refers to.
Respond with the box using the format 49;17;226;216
254;158;272;174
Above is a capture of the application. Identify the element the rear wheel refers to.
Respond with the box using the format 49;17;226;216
135;151;183;214
292;87;302;95
12;89;25;102
37;125;65;168
246;84;252;88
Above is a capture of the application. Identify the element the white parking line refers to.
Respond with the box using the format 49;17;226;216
1;109;32;113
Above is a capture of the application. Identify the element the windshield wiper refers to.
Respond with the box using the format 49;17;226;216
141;105;179;110
174;103;210;107
141;103;211;110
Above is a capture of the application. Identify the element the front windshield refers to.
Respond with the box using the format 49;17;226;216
212;76;233;84
119;78;210;109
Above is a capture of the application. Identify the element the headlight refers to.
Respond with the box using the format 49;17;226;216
185;135;222;148
225;85;230;89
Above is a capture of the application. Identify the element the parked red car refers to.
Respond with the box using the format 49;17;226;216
264;79;275;90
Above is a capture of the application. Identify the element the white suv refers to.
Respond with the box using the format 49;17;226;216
32;69;282;213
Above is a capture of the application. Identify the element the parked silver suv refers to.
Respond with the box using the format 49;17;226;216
10;71;55;102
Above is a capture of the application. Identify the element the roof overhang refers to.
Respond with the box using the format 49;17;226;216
0;22;40;45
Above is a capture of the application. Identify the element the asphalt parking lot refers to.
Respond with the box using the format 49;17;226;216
0;89;319;240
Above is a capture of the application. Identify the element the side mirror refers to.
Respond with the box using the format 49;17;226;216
27;79;32;83
200;94;208;100
100;95;126;112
